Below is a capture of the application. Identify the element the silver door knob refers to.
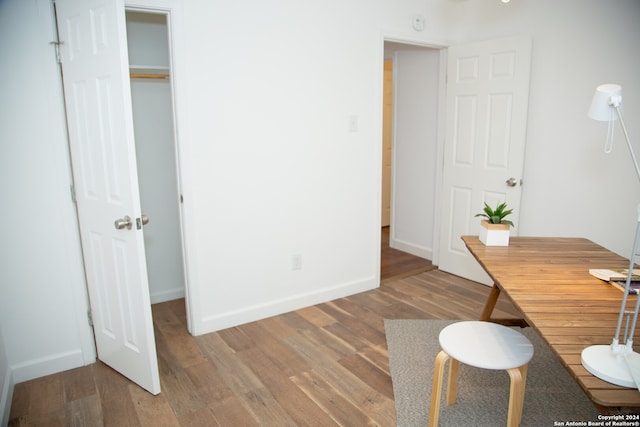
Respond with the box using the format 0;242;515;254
136;214;150;229
506;177;518;187
114;215;132;230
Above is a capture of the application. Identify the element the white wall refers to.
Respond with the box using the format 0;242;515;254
0;0;96;392
178;0;461;333
390;48;441;260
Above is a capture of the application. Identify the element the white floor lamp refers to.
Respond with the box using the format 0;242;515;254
581;84;640;389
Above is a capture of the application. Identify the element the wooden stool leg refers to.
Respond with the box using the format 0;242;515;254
519;364;529;395
516;364;528;425
429;351;450;427
506;364;528;427
446;358;460;405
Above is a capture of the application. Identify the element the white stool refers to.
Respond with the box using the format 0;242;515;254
429;321;534;427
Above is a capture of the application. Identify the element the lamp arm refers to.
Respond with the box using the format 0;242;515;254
612;105;640;346
615;106;640;183
617;210;640;345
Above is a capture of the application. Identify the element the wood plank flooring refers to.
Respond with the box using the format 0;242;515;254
8;234;521;426
380;226;434;283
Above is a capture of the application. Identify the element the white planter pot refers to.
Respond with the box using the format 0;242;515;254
479;220;510;246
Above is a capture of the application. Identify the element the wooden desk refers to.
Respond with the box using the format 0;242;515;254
462;235;640;410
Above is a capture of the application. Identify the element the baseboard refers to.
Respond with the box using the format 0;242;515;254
10;349;86;384
150;287;185;304
192;277;378;336
1;369;13;427
389;238;432;260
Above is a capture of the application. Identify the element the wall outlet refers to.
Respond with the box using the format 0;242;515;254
292;254;302;270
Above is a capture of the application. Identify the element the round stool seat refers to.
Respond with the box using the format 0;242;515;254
439;321;533;370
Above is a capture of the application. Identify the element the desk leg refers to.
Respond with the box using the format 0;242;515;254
480;284;501;321
480;284;529;328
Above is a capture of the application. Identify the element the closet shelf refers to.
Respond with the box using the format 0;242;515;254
130;72;169;80
129;65;170;80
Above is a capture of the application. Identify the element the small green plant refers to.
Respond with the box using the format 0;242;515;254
475;202;514;227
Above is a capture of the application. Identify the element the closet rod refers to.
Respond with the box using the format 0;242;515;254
130;73;169;80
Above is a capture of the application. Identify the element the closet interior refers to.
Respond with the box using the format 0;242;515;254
126;11;185;304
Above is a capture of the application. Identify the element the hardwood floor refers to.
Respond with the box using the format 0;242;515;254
380;226;434;283
8;233;520;426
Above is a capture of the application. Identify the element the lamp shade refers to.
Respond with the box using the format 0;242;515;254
589;84;622;121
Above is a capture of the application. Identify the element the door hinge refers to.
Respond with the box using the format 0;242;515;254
50;41;63;64
70;184;77;203
87;310;94;327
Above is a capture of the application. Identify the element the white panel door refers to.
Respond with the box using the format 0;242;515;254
438;36;532;285
55;0;160;394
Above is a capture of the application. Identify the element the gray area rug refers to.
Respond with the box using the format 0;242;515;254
385;319;601;426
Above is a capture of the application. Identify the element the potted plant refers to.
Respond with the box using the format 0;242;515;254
475;202;514;246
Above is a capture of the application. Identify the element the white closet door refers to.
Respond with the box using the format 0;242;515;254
55;0;160;394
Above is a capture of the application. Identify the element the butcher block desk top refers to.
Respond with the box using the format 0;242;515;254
462;235;640;410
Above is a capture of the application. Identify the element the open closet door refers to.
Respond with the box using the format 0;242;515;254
438;36;532;285
55;0;160;394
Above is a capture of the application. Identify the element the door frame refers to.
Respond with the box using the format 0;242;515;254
380;34;447;269
124;0;195;333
